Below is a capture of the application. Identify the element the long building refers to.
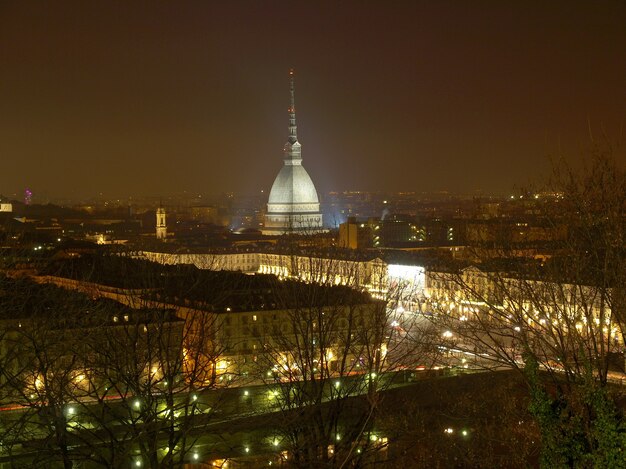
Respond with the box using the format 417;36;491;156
137;247;625;351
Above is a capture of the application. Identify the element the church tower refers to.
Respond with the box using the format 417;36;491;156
156;206;167;240
262;69;323;235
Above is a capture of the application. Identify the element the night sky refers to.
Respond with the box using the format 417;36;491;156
1;1;624;200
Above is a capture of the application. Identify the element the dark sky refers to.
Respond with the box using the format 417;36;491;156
1;1;625;200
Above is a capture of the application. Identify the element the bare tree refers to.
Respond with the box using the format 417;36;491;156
0;253;239;468
427;146;626;467
244;252;435;468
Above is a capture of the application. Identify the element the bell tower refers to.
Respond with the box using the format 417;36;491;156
156;205;167;240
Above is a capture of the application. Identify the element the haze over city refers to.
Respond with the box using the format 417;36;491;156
3;3;626;467
0;1;624;201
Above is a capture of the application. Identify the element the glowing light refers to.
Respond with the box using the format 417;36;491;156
34;375;44;391
387;264;425;288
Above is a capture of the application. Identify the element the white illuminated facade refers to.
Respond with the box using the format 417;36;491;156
141;250;416;298
258;253;388;293
143;251;259;273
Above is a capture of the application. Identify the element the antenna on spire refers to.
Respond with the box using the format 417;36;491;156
288;68;297;144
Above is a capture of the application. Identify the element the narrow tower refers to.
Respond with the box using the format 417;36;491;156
263;69;323;235
156;205;167;240
285;68;301;158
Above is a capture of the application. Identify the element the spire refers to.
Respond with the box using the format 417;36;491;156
288;68;297;144
284;68;302;162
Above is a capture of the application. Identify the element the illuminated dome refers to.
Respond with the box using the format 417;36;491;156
268;157;320;206
262;70;323;235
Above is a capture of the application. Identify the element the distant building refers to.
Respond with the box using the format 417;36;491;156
263;70;323;235
189;205;221;225
0;202;12;213
338;215;418;248
338;214;464;249
338;217;373;249
156;206;167;240
465;218;566;245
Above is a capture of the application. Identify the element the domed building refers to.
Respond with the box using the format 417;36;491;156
262;70;323;235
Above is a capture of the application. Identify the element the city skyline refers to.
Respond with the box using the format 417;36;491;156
1;1;625;200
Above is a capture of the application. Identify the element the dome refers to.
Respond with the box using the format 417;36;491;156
268;163;320;206
262;69;324;235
